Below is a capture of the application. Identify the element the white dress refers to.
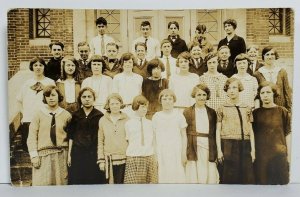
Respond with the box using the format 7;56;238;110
152;110;187;183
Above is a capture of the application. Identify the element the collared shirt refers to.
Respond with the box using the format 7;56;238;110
132;36;160;60
90;34;115;56
16;77;55;122
159;55;179;78
217;102;253;140
125;115;154;156
112;72;143;104
232;74;258;108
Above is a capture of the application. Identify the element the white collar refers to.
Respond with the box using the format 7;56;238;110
232;73;252;81
258;66;281;74
41;105;64;117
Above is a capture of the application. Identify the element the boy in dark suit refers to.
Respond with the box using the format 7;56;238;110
217;45;235;77
77;41;92;82
189;42;207;76
133;42;149;79
45;41;64;81
166;21;188;58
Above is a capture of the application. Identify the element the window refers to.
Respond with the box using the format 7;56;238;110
269;8;291;36
29;9;51;39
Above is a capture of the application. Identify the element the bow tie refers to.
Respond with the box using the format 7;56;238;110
30;82;44;94
109;59;116;63
171;36;176;40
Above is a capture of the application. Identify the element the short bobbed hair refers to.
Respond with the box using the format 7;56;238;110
191;83;211;100
262;46;279;60
257;81;279;99
223;19;237;29
204;52;218;65
29;56;47;71
60;56;80;81
176;51;192;67
88;55;106;72
234;53;250;66
146;58;165;75
77;87;96;108
42;85;64;104
223;77;244;92
103;93;125;113
132;95;149;111
119;52;137;67
158;89;177;104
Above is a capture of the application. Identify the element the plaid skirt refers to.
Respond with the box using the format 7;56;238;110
124;155;158;184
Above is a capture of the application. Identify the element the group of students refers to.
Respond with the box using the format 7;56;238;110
16;16;292;186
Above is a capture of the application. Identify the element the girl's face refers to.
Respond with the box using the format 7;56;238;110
247;47;258;61
45;89;59;108
64;60;76;76
81;90;95;108
264;49;276;65
227;81;240;100
161;94;174;110
260;86;274;105
207;56;218;72
32;61;45;76
195;89;207;107
178;58;190;72
136;45;146;60
91;61;103;75
109;98;121;114
123;59;134;72
191;46;202;59
236;59;248;74
151;67;162;79
136;104;148;117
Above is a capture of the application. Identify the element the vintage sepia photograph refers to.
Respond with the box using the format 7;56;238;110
8;8;294;186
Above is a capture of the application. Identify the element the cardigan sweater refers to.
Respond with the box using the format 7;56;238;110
183;104;217;162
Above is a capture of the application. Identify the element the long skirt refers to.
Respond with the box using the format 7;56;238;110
186;145;219;184
219;139;255;184
68;146;106;185
124;155;158;184
32;148;68;186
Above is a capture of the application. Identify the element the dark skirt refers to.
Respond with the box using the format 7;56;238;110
68;145;106;185
219;139;255;184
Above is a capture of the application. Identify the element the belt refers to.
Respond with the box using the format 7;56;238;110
188;131;209;137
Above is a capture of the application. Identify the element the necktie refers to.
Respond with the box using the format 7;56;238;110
145;38;148;46
195;59;201;69
249;61;254;72
101;35;105;56
50;113;56;146
166;57;171;79
139;59;143;68
140;117;144;146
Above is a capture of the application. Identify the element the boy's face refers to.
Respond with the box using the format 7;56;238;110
168;24;179;37
207;56;218;72
236;59;248;73
136;45;146;60
161;43;172;56
106;45;118;59
91;61;103;75
218;48;231;61
78;45;90;61
51;45;63;59
97;23;107;35
195;30;207;44
123;59;134;72
45;89;59;107
141;25;151;38
227;81;240;100
191;46;202;59
224;23;235;35
247;47;258;61
178;57;190;72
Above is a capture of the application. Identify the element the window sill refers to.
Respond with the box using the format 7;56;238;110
269;35;291;43
29;38;51;46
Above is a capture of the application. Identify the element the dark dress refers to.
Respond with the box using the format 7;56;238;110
67;108;106;184
45;57;63;81
253;106;291;184
142;78;168;119
218;34;246;62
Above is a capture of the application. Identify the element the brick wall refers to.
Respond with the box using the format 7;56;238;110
246;9;294;60
7;9;74;79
